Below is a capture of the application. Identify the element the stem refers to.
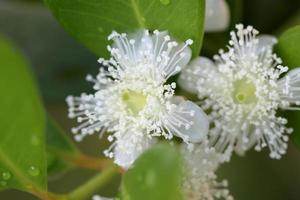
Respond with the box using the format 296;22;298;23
72;154;112;171
50;149;113;171
68;164;119;200
31;163;121;200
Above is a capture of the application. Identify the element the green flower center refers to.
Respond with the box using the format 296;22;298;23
232;78;257;104
122;90;147;115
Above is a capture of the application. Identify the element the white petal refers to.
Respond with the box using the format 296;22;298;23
114;132;155;169
166;100;209;143
109;30;191;78
205;0;230;32
151;30;169;56
109;30;153;67
151;30;192;78
283;67;300;77
131;30;154;59
278;67;300;105
257;35;278;50
179;56;217;94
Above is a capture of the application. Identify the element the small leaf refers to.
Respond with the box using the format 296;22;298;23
121;143;182;200
44;0;205;57
46;116;80;176
277;25;300;67
0;34;46;191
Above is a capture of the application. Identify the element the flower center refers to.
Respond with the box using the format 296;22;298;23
232;78;257;104
122;90;147;115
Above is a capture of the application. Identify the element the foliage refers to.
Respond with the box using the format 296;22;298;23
44;0;205;57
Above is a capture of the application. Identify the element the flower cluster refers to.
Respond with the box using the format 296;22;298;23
67;30;208;168
67;19;300;200
180;24;300;160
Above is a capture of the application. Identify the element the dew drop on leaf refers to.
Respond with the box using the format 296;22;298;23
160;0;170;5
30;135;40;146
28;166;40;177
145;170;156;188
1;171;12;180
98;27;103;33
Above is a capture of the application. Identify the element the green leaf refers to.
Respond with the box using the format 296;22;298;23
44;0;205;57
46;116;80;176
277;25;300;67
121;143;182;200
0;34;47;191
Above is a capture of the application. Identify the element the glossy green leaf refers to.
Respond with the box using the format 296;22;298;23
46;116;80;176
44;0;205;57
277;25;300;67
121;144;182;200
0;34;47;191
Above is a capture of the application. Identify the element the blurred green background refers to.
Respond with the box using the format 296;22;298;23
0;0;300;199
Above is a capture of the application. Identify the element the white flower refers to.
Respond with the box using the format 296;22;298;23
179;24;300;160
205;0;230;32
181;143;233;200
67;30;209;168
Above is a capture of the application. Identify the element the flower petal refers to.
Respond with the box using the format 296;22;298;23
166;100;209;143
151;30;192;78
109;30;192;79
109;30;154;66
179;56;217;94
205;0;230;32
278;67;300;105
257;35;278;50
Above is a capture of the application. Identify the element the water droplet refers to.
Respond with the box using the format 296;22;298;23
145;170;156;188
98;27;103;33
160;0;170;5
28;166;40;177
0;181;7;187
30;135;40;146
2;172;11;180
